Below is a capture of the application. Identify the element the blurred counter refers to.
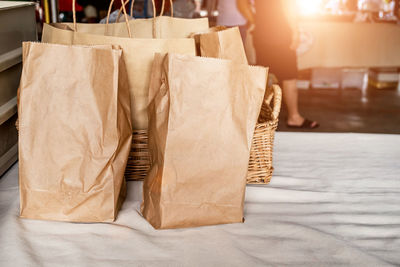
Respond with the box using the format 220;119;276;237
297;22;400;70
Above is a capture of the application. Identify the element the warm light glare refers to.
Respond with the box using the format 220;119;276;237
296;0;324;15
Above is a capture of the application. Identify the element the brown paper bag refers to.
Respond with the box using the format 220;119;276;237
58;0;209;38
18;42;132;222
42;21;196;130
64;16;209;39
142;53;268;229
196;26;248;64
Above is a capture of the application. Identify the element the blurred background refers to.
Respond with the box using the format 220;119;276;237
2;0;400;135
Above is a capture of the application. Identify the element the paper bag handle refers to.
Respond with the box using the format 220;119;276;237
110;0;156;37
72;0;131;37
160;0;174;17
108;0;139;25
115;0;135;23
116;0;174;38
102;0;132;37
116;0;174;19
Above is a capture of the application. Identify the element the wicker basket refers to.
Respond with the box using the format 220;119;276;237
124;130;151;181
124;84;282;184
247;84;282;184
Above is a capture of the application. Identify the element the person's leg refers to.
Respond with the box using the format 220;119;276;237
283;79;318;128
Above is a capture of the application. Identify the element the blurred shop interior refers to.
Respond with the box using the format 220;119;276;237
3;0;400;134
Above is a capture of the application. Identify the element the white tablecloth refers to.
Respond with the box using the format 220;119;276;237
1;132;399;266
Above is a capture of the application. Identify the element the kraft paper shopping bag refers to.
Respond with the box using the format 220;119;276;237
57;0;209;39
42;13;196;130
142;53;268;229
18;42;132;222
193;26;248;64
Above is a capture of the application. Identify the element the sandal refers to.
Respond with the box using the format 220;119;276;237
287;119;319;129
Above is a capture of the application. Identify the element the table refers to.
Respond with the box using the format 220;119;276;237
298;22;400;69
1;132;399;266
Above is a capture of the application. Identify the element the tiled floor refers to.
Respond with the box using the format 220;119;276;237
278;87;400;134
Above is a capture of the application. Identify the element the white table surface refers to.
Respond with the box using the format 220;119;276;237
1;132;399;266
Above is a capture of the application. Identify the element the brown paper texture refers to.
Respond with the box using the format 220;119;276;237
60;16;209;38
42;23;197;130
198;27;248;64
18;42;132;222
142;54;268;229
